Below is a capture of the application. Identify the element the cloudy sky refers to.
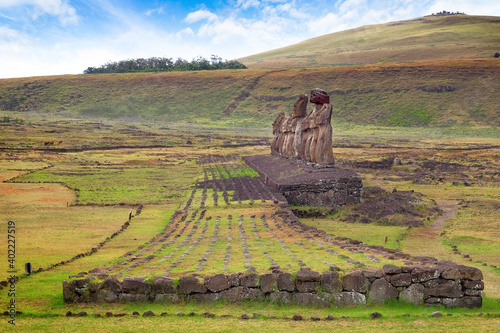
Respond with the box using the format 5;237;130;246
1;0;499;78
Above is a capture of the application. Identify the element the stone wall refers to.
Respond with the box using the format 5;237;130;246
63;263;483;308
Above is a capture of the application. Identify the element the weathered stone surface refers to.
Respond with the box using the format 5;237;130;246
228;273;240;287
463;280;484;290
99;276;122;293
399;284;424;305
277;273;295;292
205;274;231;293
411;266;440;282
271;90;334;165
122;277;151;294
94;290;118;303
296;281;319;293
368;278;399;304
321;272;342;293
334;292;366;307
383;264;402;275
219;287;263;302
390;273;412;287
293;94;308;118
441;265;483;281
153;293;180;303
153;277;175;294
269;291;292;304
296;269;320;282
189;293;220;302
293;293;332;307
178;276;207;295
362;270;384;279
309;88;330;104
458;296;482;309
424;279;464;298
240;273;259;288
343;271;369;293
464;289;482;296
119;293;148;302
260;274;278;294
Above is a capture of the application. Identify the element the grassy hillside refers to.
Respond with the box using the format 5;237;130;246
238;15;500;68
1;59;499;129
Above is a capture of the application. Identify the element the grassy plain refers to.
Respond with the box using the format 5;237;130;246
0;118;500;332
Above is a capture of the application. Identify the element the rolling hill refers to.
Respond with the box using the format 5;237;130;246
0;15;499;130
238;15;500;68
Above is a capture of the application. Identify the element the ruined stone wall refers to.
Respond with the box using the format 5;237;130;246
63;263;483;308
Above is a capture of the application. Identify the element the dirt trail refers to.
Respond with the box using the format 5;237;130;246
430;200;458;230
401;200;458;257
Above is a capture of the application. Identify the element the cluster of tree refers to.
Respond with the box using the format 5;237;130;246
83;55;247;74
494;52;500;58
431;11;466;16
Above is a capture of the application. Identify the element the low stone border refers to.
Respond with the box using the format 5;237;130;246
64;263;483;308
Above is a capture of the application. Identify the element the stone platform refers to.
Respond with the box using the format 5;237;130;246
243;154;363;207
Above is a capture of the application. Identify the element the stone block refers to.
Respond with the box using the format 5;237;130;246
153;277;175;294
240;273;259;288
362;270;384;279
390;273;412;287
368;278;399;304
441;265;483;281
411;266;440;282
399;284;424;305
205;274;231;293
219;287;263;302
343;271;369;293
321;272;342;293
463;280;484;290
178;276;207;295
96;277;120;293
260;274;278;294
424;279;464;298
334;292;366;306
383;264;402;275
296;281;319;293
228;273;240;287
269;291;292;304
278;273;295;292
122;277;151;294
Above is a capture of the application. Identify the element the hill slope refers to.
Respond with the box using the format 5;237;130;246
238;15;500;68
1;59;499;128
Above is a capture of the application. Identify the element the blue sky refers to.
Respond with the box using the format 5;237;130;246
0;0;499;78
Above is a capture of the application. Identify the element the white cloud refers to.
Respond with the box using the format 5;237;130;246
184;9;218;23
0;0;78;25
145;6;165;16
236;0;261;10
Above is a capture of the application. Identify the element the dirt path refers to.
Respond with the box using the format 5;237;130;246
400;200;458;258
429;200;458;230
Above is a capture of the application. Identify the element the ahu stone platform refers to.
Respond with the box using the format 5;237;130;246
243;154;363;207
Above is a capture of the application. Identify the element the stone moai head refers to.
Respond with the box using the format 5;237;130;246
293;94;308;118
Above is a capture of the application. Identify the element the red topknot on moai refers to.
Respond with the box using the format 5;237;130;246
271;88;335;165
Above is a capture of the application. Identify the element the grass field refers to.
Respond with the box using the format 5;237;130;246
1;115;500;331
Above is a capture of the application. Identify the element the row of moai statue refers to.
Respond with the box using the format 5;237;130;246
271;88;335;165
